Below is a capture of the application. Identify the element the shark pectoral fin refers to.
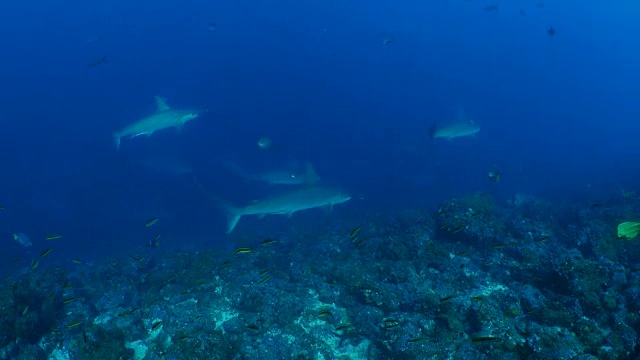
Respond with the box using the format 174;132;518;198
304;163;320;184
155;96;171;112
113;134;121;150
227;213;242;234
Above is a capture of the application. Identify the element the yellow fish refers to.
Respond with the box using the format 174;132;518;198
618;222;640;239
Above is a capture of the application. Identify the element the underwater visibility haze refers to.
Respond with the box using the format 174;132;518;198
0;0;639;358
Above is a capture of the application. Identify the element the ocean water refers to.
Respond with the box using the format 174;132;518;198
0;1;639;359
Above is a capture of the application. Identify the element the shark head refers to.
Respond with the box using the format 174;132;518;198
328;190;352;206
180;111;200;124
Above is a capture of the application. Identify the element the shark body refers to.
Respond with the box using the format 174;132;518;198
114;96;201;149
225;186;351;233
430;108;480;140
225;162;320;186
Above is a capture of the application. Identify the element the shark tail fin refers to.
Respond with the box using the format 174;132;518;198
304;163;320;184
428;123;437;140
197;184;242;234
226;210;242;234
113;133;121;150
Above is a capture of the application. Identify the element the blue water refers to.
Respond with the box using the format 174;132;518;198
0;1;638;265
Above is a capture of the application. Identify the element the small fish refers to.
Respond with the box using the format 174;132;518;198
22;306;29;316
471;336;502;344
40;248;53;258
63;297;77;304
233;247;252;255
439;294;458;303
71;259;84;264
536;235;550;242
491;243;506;249
167;275;177;283
246;323;260;331
151;321;163;331
31;259;40;269
261;238;278;246
349;226;361;238
547;26;556;36
46;234;63;241
13;233;32;247
318;310;333;317
258;269;271;276
335;325;351;331
145;217;160;228
154;234;161;240
257;276;272;285
65;320;83;329
451;225;465;233
62;283;73;289
87;55;107;67
408;337;427;343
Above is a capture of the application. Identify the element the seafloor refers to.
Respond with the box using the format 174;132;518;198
1;192;639;359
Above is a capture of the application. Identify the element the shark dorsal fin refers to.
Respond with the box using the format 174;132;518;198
154;96;171;112
304;163;320;184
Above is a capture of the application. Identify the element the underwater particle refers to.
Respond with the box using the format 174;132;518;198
547;26;556;36
484;5;498;11
377;33;395;46
145;217;160;228
257;136;273;150
13;233;32;247
207;22;217;31
46;234;63;240
487;170;501;182
617;222;640;239
520;9;526;15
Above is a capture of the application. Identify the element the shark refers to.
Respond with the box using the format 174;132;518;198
429;108;480;140
113;96;201;149
225;161;321;186
225;185;351;233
